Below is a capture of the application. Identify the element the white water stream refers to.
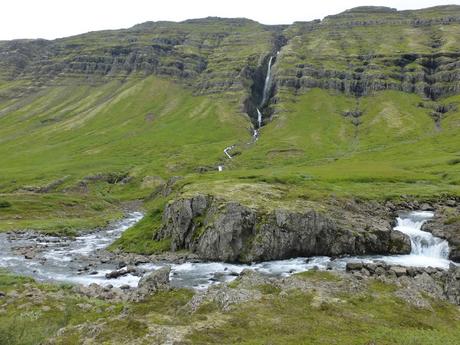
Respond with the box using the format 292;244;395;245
364;211;451;268
0;211;455;290
257;108;263;129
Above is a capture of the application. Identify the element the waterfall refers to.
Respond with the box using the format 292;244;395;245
221;53;275;160
394;211;449;259
261;56;273;107
257;108;263;129
255;55;274;132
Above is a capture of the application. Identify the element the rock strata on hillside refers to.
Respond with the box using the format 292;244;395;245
2;6;460;102
154;195;410;263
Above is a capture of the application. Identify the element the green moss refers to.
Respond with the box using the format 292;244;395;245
2;267;460;345
295;270;342;282
95;318;149;343
256;284;281;295
227;280;241;289
129;289;194;322
368;280;398;293
191;215;206;240
444;216;460;225
0;270;122;345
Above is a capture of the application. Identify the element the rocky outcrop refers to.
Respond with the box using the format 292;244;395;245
444;264;460;305
137;266;171;293
346;261;460;305
322;6;460;27
422;202;460;262
276;53;460;99
3;6;460;104
155;195;410;263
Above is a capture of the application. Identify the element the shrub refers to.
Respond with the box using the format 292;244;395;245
0;201;11;208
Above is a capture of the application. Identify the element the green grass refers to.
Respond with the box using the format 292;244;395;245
0;8;460;344
1;269;459;345
0;193;123;234
0;270;123;345
0;75;249;231
110;201;171;254
187;288;460;345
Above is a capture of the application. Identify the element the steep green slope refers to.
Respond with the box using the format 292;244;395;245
0;76;249;186
0;6;459;234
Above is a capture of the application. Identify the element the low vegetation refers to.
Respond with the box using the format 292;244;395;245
1;270;458;345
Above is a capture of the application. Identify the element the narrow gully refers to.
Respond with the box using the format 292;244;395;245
219;52;277;168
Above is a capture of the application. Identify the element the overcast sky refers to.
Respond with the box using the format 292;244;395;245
1;0;459;40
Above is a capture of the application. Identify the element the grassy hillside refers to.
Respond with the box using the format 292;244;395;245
0;75;251;232
0;6;460;234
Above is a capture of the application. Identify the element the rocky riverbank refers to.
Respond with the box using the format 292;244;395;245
2;263;459;345
345;261;460;305
64;260;459;308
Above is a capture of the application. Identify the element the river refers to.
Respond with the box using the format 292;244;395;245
0;210;456;290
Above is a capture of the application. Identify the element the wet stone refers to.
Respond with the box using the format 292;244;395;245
390;266;407;277
345;262;363;271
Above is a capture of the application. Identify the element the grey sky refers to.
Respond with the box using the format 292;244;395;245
1;0;459;40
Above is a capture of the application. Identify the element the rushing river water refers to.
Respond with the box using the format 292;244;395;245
0;211;455;290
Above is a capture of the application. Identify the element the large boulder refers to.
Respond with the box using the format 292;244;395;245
137;266;171;293
388;230;412;254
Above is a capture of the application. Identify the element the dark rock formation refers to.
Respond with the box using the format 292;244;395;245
155;195;410;263
422;204;460;262
105;266;137;279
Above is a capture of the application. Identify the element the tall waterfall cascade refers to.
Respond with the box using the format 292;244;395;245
219;53;276;168
255;55;275;132
261;56;274;107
